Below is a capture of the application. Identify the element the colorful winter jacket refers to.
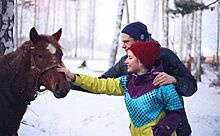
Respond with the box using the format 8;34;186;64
100;47;196;136
73;66;184;136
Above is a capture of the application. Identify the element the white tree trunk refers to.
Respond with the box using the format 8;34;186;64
185;13;194;61
89;0;96;58
133;0;136;21
0;0;14;55
19;4;24;46
34;0;37;27
195;10;202;81
162;0;169;48
52;0;57;31
216;0;220;71
14;0;18;48
45;0;51;33
109;0;125;67
179;15;185;60
74;0;80;57
125;0;130;24
152;0;159;37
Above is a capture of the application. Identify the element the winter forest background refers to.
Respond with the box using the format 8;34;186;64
1;0;220;81
0;0;220;135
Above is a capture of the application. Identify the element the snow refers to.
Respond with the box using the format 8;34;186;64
18;59;220;136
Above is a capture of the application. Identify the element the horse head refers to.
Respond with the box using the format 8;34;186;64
29;27;70;98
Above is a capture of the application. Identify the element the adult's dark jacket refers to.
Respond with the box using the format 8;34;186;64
71;47;197;136
101;47;197;97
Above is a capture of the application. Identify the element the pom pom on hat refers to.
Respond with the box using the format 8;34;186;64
121;22;150;41
129;41;160;68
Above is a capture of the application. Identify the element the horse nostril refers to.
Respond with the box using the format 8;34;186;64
55;84;61;93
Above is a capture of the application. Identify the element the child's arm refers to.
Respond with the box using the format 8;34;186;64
153;84;185;136
56;65;124;96
153;109;184;136
73;74;124;96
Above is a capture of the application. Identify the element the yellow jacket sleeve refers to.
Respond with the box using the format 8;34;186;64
73;74;124;96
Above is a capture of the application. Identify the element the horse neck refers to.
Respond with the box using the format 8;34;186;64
1;43;37;105
0;45;30;81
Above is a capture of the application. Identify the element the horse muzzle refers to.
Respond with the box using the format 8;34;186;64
53;82;70;98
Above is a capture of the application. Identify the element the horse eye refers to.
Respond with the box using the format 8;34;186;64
38;54;43;58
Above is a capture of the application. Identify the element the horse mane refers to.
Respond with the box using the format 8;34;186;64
0;41;31;81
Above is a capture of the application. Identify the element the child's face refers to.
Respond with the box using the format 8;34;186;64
124;50;140;73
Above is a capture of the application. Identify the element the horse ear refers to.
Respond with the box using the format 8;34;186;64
30;27;40;44
52;28;62;41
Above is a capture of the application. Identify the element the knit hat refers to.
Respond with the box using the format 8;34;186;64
121;22;150;41
128;41;160;68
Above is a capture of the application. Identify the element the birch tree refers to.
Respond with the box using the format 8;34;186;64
52;0;57;31
45;0;51;33
152;0;159;37
88;0;96;58
162;0;169;48
109;0;125;67
185;13;194;67
133;0;136;21
34;0;37;27
125;0;130;24
74;0;80;57
179;15;185;60
14;0;18;48
216;0;220;71
195;8;202;81
0;0;14;55
19;1;34;45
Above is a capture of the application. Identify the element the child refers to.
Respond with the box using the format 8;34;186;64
57;41;184;136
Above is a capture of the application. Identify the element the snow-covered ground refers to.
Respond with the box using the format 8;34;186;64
18;59;220;136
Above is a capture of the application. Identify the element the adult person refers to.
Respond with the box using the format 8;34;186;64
101;22;197;136
71;21;197;136
58;41;185;136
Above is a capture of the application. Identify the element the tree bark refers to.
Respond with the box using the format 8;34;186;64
152;0;159;37
52;0;57;31
185;13;194;70
195;9;202;81
162;0;169;48
125;0;130;24
133;0;136;21
74;0;80;57
216;0;220;71
179;15;185;60
0;0;14;55
89;0;96;58
14;0;18;48
109;0;125;67
45;0;51;33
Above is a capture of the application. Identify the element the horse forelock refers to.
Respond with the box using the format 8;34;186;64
39;34;63;51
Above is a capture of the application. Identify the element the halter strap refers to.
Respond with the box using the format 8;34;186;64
30;53;60;93
34;63;60;92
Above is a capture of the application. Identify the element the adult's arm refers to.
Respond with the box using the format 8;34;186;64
100;55;128;78
102;48;197;97
160;48;197;97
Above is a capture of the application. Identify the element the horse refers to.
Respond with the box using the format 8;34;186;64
0;27;70;136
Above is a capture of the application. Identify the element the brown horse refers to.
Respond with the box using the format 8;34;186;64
0;27;70;136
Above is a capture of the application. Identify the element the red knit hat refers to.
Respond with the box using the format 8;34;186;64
128;41;160;68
